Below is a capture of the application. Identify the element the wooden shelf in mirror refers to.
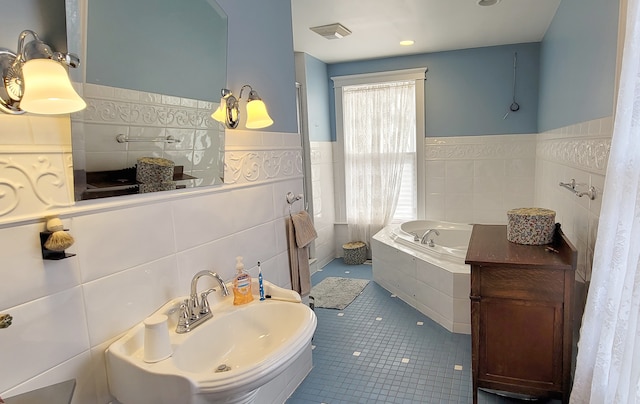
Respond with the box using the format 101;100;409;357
78;165;196;200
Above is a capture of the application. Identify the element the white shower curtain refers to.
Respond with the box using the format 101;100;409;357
342;80;415;246
570;1;640;402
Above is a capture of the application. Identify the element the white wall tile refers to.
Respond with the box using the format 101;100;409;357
506;158;536;178
125;126;166;152
85;151;128;172
445;160;474;180
0;222;81;309
74;202;176;283
425;160;445;177
426;134;536;224
82;256;180;346
474;159;505;178
535;116;611;290
1;352;93;404
172;192;234;251
0;288;89;393
84;123;129;153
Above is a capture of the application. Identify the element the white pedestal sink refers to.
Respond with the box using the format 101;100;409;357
106;281;317;404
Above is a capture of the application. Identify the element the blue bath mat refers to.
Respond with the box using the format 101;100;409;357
310;277;369;310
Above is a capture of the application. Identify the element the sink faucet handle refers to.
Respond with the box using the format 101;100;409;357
188;294;200;320
199;288;216;315
177;300;190;328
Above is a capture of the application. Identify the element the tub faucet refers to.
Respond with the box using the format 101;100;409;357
421;229;440;246
177;270;229;333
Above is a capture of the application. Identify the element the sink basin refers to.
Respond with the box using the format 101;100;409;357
106;281;317;404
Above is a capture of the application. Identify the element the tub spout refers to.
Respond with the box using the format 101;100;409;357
420;229;440;246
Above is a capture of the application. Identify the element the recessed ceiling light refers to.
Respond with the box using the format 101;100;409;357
400;40;415;46
477;0;501;6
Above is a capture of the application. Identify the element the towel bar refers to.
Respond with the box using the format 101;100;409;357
116;134;181;144
559;179;597;200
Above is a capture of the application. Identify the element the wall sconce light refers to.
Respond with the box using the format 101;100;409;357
0;30;86;115
211;85;273;129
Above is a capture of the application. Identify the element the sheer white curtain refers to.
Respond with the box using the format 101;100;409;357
342;80;416;246
570;1;640;402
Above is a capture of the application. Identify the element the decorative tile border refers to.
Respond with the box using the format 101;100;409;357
80;99;218;129
74;83;218;129
536;117;612;175
537;138;611;174
425;134;537;160
0;151;73;219
224;149;303;185
71;83;225;177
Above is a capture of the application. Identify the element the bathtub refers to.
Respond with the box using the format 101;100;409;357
371;220;472;334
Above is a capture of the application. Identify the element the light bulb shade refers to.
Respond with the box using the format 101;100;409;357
211;97;226;122
245;99;273;129
19;59;86;114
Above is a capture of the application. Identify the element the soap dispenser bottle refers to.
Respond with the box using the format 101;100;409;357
232;256;254;305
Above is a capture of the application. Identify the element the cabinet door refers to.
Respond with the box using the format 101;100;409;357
479;297;564;392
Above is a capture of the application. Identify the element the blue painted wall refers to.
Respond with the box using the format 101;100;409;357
301;54;332;142
218;0;298;134
86;0;226;102
0;0;67;54
538;0;619;131
327;42;540;140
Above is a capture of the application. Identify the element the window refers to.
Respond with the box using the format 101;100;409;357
333;68;426;243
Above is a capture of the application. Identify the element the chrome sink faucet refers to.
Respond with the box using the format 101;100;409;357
420;229;440;247
177;270;229;334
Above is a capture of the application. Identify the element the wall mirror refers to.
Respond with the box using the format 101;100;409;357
66;0;227;201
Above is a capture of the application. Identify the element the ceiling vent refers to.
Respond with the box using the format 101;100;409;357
309;23;352;40
477;0;501;5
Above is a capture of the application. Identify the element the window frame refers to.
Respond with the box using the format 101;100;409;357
332;68;427;223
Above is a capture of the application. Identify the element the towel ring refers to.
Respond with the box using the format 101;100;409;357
286;192;303;215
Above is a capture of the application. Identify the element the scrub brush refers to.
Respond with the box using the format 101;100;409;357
43;217;75;251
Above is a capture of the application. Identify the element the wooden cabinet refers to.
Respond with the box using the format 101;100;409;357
465;225;576;404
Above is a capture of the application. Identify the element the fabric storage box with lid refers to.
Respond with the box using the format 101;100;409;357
507;207;556;245
136;157;174;183
343;241;367;265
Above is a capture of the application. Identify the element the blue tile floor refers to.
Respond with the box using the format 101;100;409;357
286;259;561;404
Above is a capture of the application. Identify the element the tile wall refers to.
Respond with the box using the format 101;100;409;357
0;113;74;222
422;116;611;282
421;118;611;288
535;115;612;371
71;83;225;187
0;118;304;403
309;141;336;268
534;116;611;283
424;133;538;224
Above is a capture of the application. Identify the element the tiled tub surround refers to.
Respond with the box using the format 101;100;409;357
372;120;612;337
424;134;538;225
71;83;225;188
0;127;306;403
422;121;611;284
372;224;471;335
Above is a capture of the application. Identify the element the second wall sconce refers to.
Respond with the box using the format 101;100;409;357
0;30;86;115
211;85;273;129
